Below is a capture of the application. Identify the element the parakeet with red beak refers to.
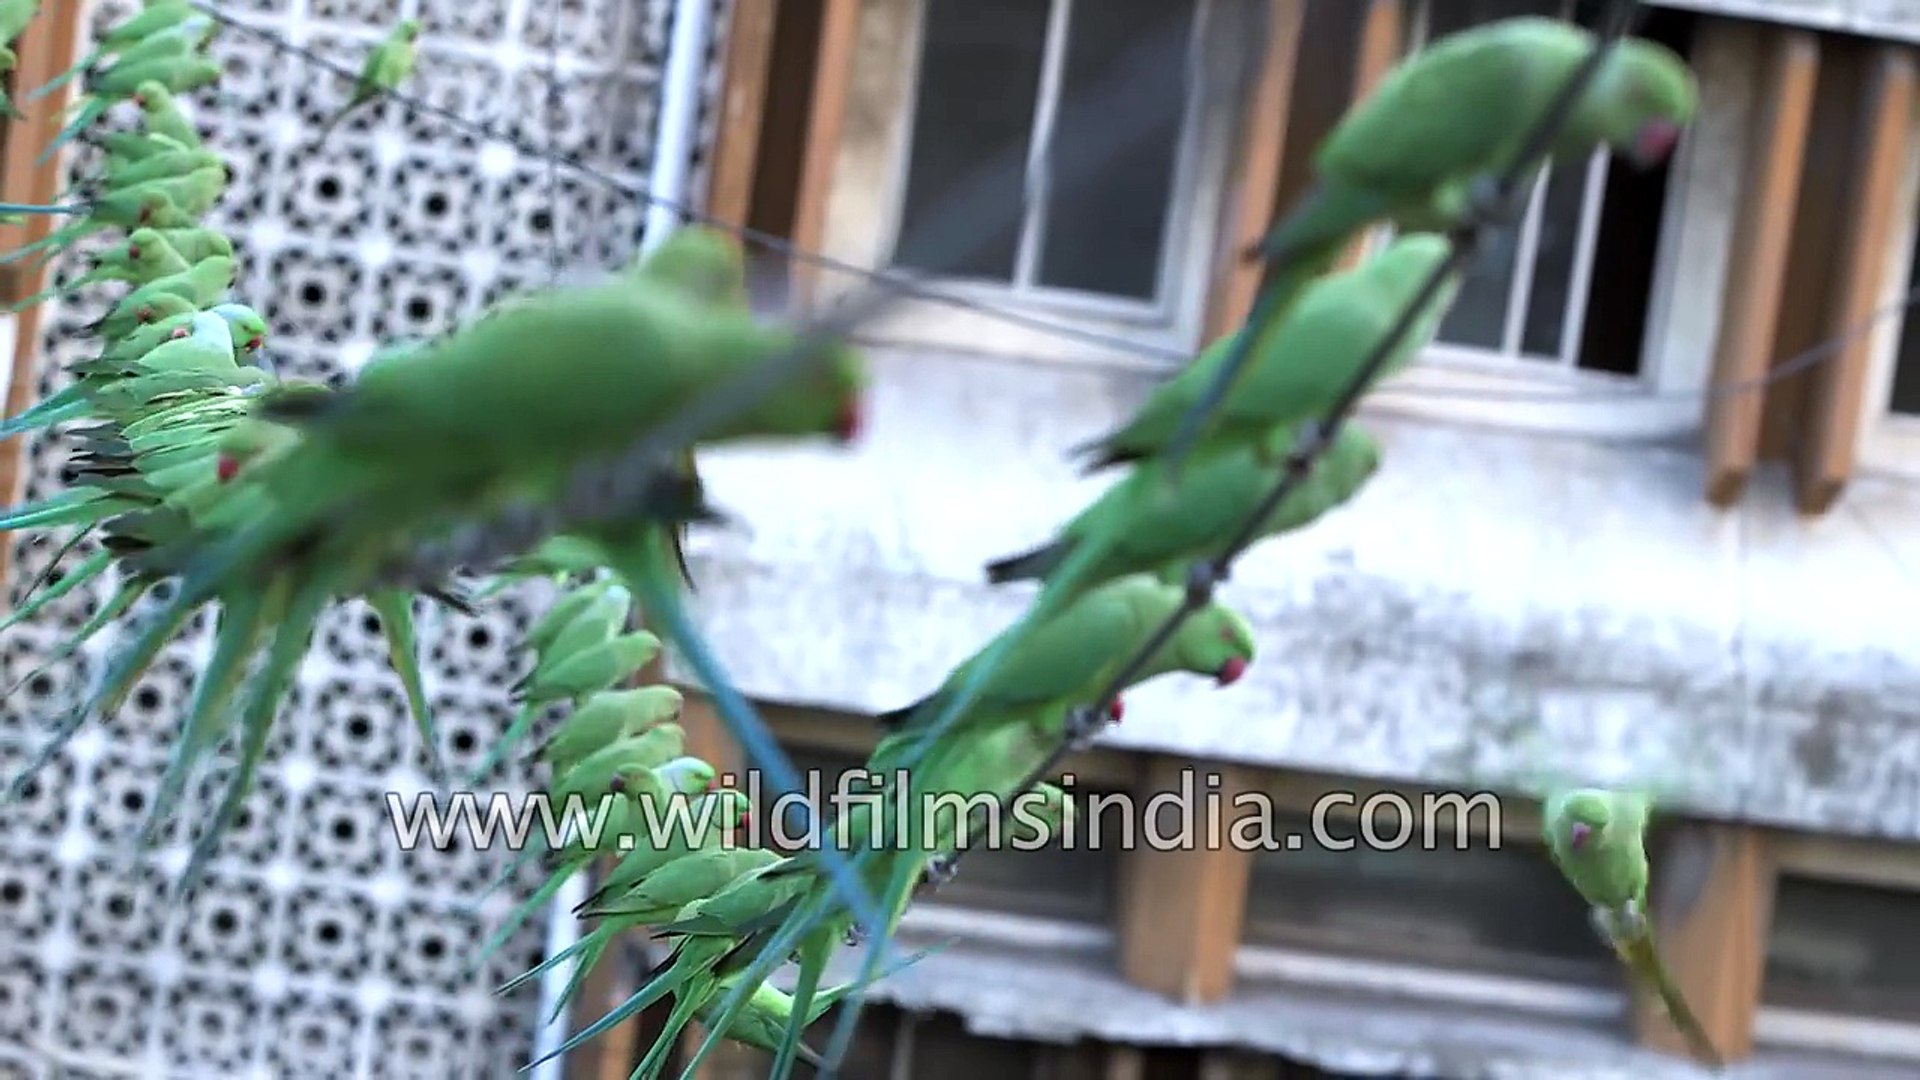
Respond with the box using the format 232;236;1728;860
1253;18;1697;275
876;575;1253;745
988;424;1380;607
1543;787;1723;1068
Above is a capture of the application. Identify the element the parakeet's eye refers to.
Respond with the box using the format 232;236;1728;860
136;207;152;224
133;93;147;107
136;306;154;322
1216;656;1248;685
608;775;628;795
126;245;140;260
1568;821;1593;849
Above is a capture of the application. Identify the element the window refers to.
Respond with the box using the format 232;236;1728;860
1392;0;1691;383
866;0;1242;363
1239;810;1617;987
912;780;1126;925
1763;874;1920;1022
1862;152;1920;477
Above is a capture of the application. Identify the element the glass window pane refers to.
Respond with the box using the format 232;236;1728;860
916;784;1126;924
1034;0;1197;301
1436;213;1521;352
1892;228;1920;416
891;0;1050;282
1520;157;1597;360
1765;874;1920;1020
1424;0;1561;41
1242;810;1616;982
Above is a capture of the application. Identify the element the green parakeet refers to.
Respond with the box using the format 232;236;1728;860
1073;234;1456;470
1543;787;1723;1067
989;424;1381;601
1256;18;1697;273
315;18;421;141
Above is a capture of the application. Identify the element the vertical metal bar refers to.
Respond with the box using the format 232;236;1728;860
1559;148;1612;369
1014;0;1076;290
1501;168;1549;359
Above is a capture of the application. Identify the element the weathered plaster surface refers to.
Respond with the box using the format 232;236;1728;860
1655;0;1920;43
672;345;1920;842
799;930;1919;1079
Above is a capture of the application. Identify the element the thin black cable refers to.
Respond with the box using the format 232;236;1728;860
930;0;1646;880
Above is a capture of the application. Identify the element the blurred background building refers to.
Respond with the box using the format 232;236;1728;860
7;0;1920;1078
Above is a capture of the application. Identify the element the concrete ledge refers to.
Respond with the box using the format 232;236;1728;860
670;346;1920;842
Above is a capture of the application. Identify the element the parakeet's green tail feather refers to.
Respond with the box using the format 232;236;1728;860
25;52;95;103
543;932;610;1024
20;525;99;600
483;836;547;899
474;868;577;970
498;925;599;996
815;854;924;1072
4;581;202;802
767;933;829;1080
0;491;136;533
177;582;329;897
1620;931;1724;1067
145;591;271;844
530;942;704;1068
982;540;1062;585
35;100;107;167
0;386;88;439
369;589;447;785
0;547;110;634
639;989;704;1080
5;578;148;699
465;698;540;786
0;224;82;267
1254;181;1393;271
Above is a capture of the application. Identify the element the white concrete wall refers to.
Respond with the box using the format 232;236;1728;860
1657;0;1920;44
673;340;1920;843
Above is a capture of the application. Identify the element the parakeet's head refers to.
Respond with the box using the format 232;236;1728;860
743;335;868;444
632;226;749;308
705;787;753;832
124;227;165;266
398;19;423;40
142;294;197;324
0;46;18;74
188;310;232;344
634;684;685;726
1173;604;1256;686
131;79;170;110
656;755;719;796
134;189;175;225
1600;40;1698;168
211;303;269;352
1554;790;1615;851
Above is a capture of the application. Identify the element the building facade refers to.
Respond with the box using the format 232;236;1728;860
660;0;1920;1076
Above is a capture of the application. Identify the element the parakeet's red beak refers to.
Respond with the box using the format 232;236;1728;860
215;454;240;483
1107;697;1124;724
1630;119;1681;167
1215;657;1248;685
1569;822;1592;849
245;335;264;352
833;398;863;443
169;327;189;340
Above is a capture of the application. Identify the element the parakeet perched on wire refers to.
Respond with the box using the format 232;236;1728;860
313;18;421;142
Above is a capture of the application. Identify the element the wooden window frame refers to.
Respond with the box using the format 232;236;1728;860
1845;50;1920;488
1754;831;1920;1063
801;0;1251;371
0;3;88;588
1360;0;1721;443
